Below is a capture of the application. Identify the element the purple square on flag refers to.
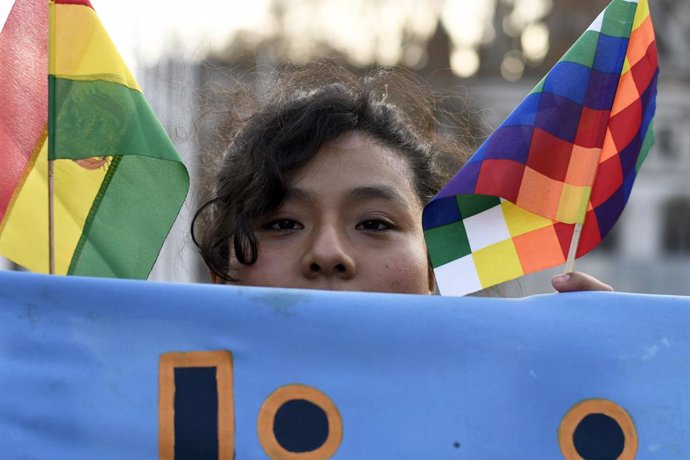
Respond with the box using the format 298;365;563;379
535;92;583;143
482;125;533;163
453;159;481;196
592;34;628;74
584;69;620;110
594;185;625;238
543;61;591;105
423;196;461;229
502;93;540;126
619;131;644;176
623;169;637;201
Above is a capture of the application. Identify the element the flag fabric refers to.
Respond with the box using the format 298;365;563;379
423;0;658;296
0;0;189;278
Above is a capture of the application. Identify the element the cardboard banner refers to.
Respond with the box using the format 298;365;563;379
0;270;688;459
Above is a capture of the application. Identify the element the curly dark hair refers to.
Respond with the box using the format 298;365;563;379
192;63;478;282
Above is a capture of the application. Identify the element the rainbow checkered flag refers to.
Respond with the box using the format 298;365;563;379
423;0;658;296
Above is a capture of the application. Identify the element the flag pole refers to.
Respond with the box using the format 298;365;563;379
48;159;55;274
48;0;55;275
564;223;583;273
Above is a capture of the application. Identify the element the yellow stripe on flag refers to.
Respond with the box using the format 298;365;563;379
557;183;592;223
473;239;524;289
501;201;553;237
632;0;649;32
50;2;141;91
0;141;108;274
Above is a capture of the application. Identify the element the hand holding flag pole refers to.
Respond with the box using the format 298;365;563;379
423;0;658;296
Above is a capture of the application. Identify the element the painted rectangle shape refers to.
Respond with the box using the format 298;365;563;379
159;350;234;460
174;367;218;460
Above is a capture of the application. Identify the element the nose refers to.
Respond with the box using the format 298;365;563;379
301;224;356;280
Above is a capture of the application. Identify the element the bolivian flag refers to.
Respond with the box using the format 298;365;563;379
0;0;189;278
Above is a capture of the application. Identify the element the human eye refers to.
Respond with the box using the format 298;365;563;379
356;219;393;231
265;218;304;232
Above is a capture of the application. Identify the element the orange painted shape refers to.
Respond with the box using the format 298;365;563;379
515;167;563;219
565;145;600;187
513;225;565;273
258;384;343;460
558;398;638;460
610;70;639;117
158;350;234;460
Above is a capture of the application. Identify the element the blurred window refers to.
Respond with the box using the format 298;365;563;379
662;198;690;254
656;126;677;160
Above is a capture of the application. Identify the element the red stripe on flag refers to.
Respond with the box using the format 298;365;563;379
0;0;48;222
577;209;602;257
575;108;610;149
553;222;574;258
474;159;524;202
590;156;624;208
631;41;658;96
608;100;643;159
54;0;94;8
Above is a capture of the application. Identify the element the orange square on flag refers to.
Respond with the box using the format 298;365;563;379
513;225;566;273
628;16;654;68
600;129;619;162
565;145;600;187
516;167;563;219
611;71;639;116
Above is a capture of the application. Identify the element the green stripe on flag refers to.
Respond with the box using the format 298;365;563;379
601;0;637;38
636;120;655;172
562;31;599;68
68;155;188;278
456;195;501;219
425;221;471;267
50;77;180;162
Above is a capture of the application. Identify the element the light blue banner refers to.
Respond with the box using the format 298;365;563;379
0;271;688;459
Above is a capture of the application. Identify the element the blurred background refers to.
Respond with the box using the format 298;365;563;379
2;0;689;295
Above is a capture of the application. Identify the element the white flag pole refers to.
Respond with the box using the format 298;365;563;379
564;223;583;274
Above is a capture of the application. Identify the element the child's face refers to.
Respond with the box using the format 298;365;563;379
229;131;434;294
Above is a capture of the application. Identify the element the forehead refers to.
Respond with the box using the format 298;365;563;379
290;131;419;202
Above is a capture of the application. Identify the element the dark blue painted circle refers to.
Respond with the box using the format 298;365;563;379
573;413;625;460
273;398;329;453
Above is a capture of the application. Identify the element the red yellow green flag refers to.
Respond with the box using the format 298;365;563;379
0;0;189;278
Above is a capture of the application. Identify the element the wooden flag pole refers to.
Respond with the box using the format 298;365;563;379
48;0;55;275
564;223;583;274
48;159;55;275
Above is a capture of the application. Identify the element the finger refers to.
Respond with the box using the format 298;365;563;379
551;271;614;293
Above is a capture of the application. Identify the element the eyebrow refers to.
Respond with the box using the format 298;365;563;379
347;186;410;208
284;185;411;208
